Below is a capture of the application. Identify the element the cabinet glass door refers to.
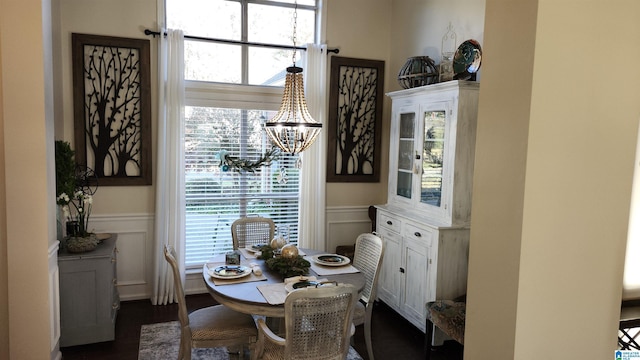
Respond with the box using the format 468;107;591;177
397;112;415;199
421;110;446;206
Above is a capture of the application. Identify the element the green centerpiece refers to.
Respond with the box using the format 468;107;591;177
257;245;310;278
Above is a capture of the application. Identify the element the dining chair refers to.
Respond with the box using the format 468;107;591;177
255;283;358;360
351;232;384;360
164;245;258;360
231;216;275;250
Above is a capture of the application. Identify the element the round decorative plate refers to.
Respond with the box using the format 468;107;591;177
285;280;320;293
453;39;482;79
208;265;251;280
312;254;351;267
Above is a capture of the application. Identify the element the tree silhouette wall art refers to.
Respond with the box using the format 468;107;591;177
327;57;384;182
72;33;151;185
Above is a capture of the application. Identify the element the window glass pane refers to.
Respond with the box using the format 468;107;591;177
249;47;291;86
421;110;446;207
185;41;241;83
184;106;300;268
248;4;315;46
167;0;240;40
259;0;316;6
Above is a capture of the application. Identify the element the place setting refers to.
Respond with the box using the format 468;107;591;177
306;253;361;276
257;275;330;305
205;261;267;285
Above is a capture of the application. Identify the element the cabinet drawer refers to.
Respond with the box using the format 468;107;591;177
403;222;433;246
378;211;402;233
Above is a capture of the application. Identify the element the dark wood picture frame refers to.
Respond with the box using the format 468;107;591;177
72;33;152;186
327;56;384;183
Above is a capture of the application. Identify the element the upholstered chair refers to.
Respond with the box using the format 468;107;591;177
164;245;258;360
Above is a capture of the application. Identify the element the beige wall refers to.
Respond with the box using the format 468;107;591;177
57;0;158;215
1;0;57;358
467;0;640;359
324;0;393;207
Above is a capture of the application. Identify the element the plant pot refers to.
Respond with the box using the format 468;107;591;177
66;234;99;253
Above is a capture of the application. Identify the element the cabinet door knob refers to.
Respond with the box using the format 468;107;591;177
414;232;421;237
386;220;393;225
399;267;405;273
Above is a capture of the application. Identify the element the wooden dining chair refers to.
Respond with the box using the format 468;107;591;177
231;216;275;250
255;284;358;360
351;232;384;360
164;245;258;360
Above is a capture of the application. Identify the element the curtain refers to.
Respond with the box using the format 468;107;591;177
152;29;185;305
298;44;328;250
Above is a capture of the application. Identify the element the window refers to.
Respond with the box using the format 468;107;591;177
166;0;318;268
166;0;317;86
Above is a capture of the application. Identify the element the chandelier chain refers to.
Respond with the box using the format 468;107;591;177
292;0;298;65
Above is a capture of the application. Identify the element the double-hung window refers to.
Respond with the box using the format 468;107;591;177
166;0;319;268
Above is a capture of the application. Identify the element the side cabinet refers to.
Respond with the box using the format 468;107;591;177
58;236;119;347
376;206;469;332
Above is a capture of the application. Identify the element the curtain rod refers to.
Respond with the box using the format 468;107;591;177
143;29;339;54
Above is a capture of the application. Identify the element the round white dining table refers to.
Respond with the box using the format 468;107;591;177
202;248;365;318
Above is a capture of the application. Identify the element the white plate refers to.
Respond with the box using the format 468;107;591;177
208;265;251;280
312;254;351;267
246;244;268;253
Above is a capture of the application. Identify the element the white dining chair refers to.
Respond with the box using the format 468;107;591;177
164;245;258;360
255;283;358;360
231;216;275;250
351;232;384;360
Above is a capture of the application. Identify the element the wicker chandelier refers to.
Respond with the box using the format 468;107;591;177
264;1;322;154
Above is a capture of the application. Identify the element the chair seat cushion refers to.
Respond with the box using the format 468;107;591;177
352;301;365;326
189;305;257;341
426;300;466;344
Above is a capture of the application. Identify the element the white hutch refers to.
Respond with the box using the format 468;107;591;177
375;80;479;332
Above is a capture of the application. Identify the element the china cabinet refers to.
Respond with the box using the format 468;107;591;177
58;235;119;346
376;81;478;332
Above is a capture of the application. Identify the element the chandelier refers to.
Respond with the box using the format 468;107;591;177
264;1;322;154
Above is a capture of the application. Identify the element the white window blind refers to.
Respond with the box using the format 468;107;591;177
184;105;300;268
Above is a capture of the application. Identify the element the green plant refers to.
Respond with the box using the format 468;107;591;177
55;140;76;199
265;255;310;278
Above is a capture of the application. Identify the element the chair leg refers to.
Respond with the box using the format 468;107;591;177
424;319;434;360
364;311;374;360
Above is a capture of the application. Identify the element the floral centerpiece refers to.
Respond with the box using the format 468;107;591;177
55;140;99;253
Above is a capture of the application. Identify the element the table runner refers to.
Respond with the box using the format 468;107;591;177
206;262;267;286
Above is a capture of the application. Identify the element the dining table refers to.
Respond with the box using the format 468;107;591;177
202;247;365;318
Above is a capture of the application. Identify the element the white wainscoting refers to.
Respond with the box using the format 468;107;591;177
89;214;154;301
325;206;373;253
88;208;373;299
49;241;62;360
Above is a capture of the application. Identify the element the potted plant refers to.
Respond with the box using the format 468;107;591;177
55;140;99;252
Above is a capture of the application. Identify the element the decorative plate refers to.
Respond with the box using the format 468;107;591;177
95;233;112;241
453;39;482;80
208;265;251;280
285;280;319;293
312;254;351;267
246;244;268;253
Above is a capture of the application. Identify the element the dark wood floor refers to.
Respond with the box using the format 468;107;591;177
60;294;463;360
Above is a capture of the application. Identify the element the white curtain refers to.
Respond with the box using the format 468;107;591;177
298;44;328;250
152;29;185;305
